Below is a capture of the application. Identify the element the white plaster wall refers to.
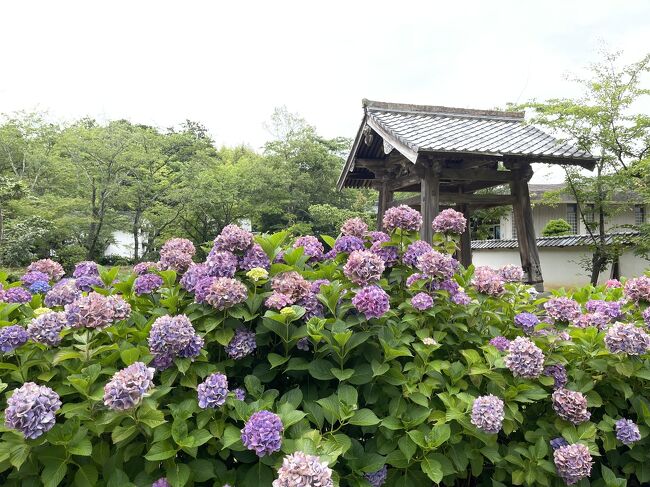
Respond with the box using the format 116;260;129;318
473;247;650;289
104;230;145;259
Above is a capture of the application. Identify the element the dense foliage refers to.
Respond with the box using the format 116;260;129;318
0;208;649;486
541;220;573;237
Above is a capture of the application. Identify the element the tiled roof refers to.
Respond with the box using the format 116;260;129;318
471;232;639;250
363;100;597;163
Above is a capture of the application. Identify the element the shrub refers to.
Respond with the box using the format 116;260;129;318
542;219;573;237
0;214;648;486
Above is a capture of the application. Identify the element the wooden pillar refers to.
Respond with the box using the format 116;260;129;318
459;203;472;267
376;181;393;231
510;164;544;291
420;162;440;242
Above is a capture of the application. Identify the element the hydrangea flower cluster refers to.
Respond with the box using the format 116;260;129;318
151;479;171;487
21;271;50;286
205;250;238;277
550;437;569;450
644;307;650;327
180;263;209;293
26;259;65;281
604;323;650;355
411;292;433;311
239;244;270;271
364;465;388;487
73;261;99;278
615;418;641;445
65;292;116;329
553;443;593;485
402;240;433;267
266;271;311;309
623;276;650;302
340;217;368;238
134;273;164;295
343;250;385;286
0;325;28;352
489;336;510;352
27;311;67;346
133;261;161;275
471;266;505;296
273;451;334;487
432;208;466;234
241;410;283;457
296;337;310;351
543;364;568;389
471;394;504;433
382;205;422;233
197;372;228;408
585;300;622;320
74;275;104;292
514;312;539;333
573;312;610;330
552;388;590;424
44;279;81;307
293;236;324;261
159;238;195;273
233;387;246;401
213;224;254;252
504;337;544;378
103;362;155;411
29;281;51;294
352;285;390;319
194;277;248;310
2;287;32;304
225;328;257;359
148;315;204;369
333;235;365;254
108;294;131;321
499;264;524;282
4;382;61;439
416;250;458;280
605;279;622;288
544;297;581;322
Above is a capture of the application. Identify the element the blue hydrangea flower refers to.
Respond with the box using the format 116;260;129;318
241;410;283;457
5;382;61;439
0;325;28;352
197;373;228;408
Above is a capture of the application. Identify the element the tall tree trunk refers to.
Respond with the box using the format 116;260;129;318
133;209;141;262
87;183;98;260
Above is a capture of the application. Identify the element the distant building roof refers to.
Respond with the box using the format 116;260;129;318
472;231;639;250
527;183;641;203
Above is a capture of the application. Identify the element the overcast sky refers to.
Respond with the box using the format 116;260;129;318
1;1;649;182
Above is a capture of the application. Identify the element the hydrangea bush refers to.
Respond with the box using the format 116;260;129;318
0;208;649;486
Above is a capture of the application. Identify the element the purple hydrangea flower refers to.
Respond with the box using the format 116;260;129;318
4;382;61;439
241;410;283;457
489;336;510;352
44;279;81;307
514;312;539;333
585;300;622;320
152;479;171;487
271;272;310;302
364;465;388;487
552;388;590;424
615;418;641;445
544;297;581;323
273;451;334;487
65;292;115;329
310;279;330;294
107;294;131;321
370;241;399;267
3;287;32;304
296;293;324;320
403;241;433;267
382;205;422;233
21;271;50;286
296;337;310;351
343;250;385;286
103;362;155;411
417;250;458;280
550;437;569;450
606;279;622;288
148;315;203;369
180;263;209;293
471;266;505;296
239;244;270;271
624;276;650;302
194;277;248;310
333;235;365;254
504;336;544;378
27;311;67;346
572;312;610;330
266;292;294;310
197;372;228;408
500;264;525;282
340;217;368;238
233;387;246;401
644;308;650;327
26;259;65;281
432;208;466;234
471;394;504;433
206;250;238;277
366;231;390;244
134;273;164;295
604;323;650;355
544;364;568;389
322;249;337;260
213;224;254;253
159;238;195;273
225;328;257;359
74;275;104;292
553;443;593;485
0;325;28;352
411;292;433;311
28;281;51;294
352;285;390;320
406;273;425;287
73;261;99;278
133;261;161;275
293;236;324;262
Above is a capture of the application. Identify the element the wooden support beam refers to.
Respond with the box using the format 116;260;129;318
439;168;516;182
388;193;515;208
355;158;387;171
420;162;440;242
459;203;472;267
510;167;544;290
376;181;393;231
387;174;421;191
